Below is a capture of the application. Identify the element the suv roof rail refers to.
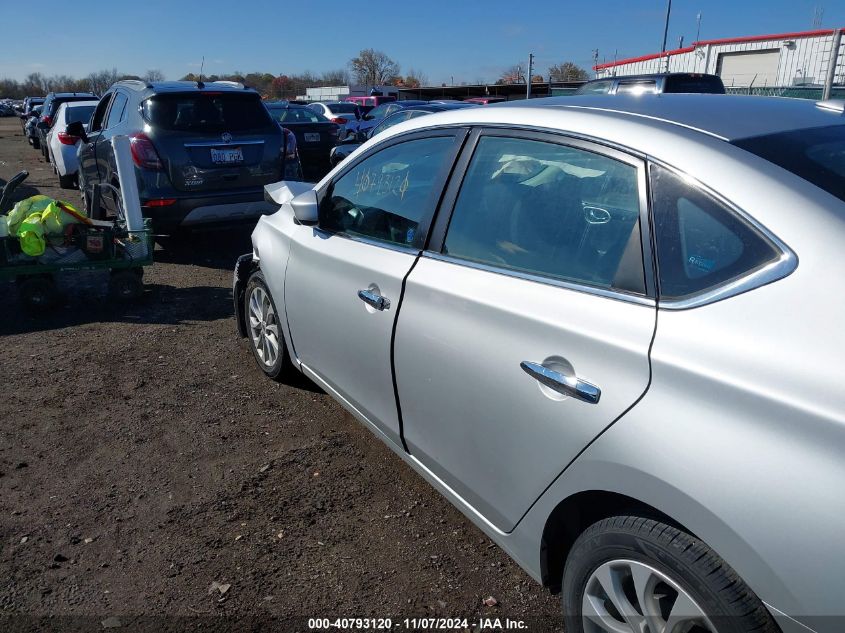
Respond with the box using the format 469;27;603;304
214;80;246;89
815;99;845;113
116;79;148;90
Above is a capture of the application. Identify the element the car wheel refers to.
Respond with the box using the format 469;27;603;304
58;172;76;189
18;275;59;311
31;137;40;149
244;271;291;381
562;516;779;633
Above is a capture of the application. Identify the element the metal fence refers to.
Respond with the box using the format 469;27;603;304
725;85;845;99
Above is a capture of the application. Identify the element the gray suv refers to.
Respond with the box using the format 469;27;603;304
75;80;298;233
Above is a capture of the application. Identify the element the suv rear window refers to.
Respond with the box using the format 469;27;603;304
142;93;273;132
66;105;96;125
663;74;726;94
733;125;845;203
266;107;327;123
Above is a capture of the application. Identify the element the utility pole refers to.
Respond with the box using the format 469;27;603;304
526;53;534;99
695;12;702;43
661;0;673;72
822;28;843;100
592;49;599;78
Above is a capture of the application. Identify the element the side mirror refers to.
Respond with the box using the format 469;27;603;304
290;189;319;225
65;121;88;143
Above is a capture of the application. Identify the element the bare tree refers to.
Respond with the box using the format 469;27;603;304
497;64;524;85
321;68;351;86
349;49;400;85
143;69;165;82
548;62;589;82
87;68;121;95
405;68;428;88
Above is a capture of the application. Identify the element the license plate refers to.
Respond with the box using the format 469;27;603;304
304;133;320;143
210;147;243;164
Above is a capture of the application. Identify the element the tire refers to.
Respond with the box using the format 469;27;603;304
58;172;76;189
108;269;144;301
31;136;39;149
18;275;59;311
244;271;291;381
562;516;779;633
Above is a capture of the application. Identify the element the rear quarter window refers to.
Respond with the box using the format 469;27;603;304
142;93;273;132
650;163;781;300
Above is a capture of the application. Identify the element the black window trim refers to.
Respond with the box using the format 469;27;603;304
425;125;657;305
647;159;798;310
314;126;470;254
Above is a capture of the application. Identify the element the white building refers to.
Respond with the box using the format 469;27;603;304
596;27;844;88
299;84;400;102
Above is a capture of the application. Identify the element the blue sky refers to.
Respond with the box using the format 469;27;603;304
2;0;844;85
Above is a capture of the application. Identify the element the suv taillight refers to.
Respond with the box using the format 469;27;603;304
330;117;348;125
41;115;52;127
129;133;164;171
282;127;297;160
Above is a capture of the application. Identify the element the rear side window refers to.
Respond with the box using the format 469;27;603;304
321;136;457;247
89;94;113;132
142;93;273;132
616;80;657;94
443;136;644;293
575;81;612;95
663;74;726;94
268;107;327;123
650;164;780;299
66;105;96;125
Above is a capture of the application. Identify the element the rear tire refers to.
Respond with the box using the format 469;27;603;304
562;516;779;633
31;137;40;150
58;172;76;189
244;271;292;381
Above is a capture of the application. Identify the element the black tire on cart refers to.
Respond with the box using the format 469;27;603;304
18;275;59;311
109;269;144;301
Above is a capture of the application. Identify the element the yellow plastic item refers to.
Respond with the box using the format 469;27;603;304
18;212;46;256
41;200;84;234
6;195;52;236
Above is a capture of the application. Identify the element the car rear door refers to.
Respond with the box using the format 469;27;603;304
284;129;467;447
393;130;657;532
141;92;282;193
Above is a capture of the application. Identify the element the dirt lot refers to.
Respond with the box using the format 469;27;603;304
0;118;561;631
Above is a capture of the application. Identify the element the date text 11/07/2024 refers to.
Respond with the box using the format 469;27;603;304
307;617;530;630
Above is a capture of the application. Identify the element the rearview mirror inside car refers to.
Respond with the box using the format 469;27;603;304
65;121;88;143
290;189;319;225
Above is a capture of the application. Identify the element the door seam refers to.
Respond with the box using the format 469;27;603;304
390;252;422;454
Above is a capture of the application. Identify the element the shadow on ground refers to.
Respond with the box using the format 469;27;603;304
0;282;234;336
154;224;255;271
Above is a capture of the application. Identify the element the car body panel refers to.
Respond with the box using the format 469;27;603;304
46;100;98;178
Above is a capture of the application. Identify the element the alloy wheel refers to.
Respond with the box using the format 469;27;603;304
248;286;280;368
582;559;716;633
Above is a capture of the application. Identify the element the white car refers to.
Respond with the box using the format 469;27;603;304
46;100;98;189
307;101;361;139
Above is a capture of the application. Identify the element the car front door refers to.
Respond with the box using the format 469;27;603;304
96;91;130;216
284;130;466;447
78;93;113;204
394;130;657;532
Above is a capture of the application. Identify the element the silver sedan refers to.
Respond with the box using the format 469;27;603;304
234;95;845;633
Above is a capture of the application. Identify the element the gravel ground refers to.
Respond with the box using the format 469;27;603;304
0;118;562;631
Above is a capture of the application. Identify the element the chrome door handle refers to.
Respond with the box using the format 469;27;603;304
520;361;601;404
358;289;390;311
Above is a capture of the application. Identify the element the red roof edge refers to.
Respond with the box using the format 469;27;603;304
594;26;844;70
